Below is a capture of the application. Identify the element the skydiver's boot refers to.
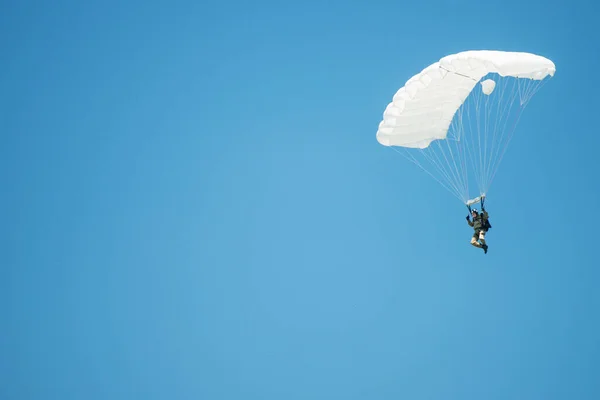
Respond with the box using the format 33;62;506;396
482;244;488;254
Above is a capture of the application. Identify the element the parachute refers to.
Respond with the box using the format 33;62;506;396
376;50;555;205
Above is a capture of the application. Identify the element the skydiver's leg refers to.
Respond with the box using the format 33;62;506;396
479;230;486;246
471;231;482;247
479;230;488;253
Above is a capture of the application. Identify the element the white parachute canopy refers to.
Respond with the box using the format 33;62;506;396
376;50;555;204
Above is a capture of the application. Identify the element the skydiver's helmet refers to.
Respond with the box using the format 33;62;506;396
471;209;478;216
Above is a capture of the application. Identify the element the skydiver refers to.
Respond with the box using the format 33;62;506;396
466;202;491;254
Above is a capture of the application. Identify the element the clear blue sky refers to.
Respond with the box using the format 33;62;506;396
3;0;599;399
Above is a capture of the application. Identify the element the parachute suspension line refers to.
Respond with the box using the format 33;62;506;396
487;107;524;190
484;76;512;192
390;146;466;202
483;79;495;193
448;106;470;200
419;144;467;201
418;141;465;201
456;87;485;196
457;104;472;199
475;82;485;196
484;77;546;192
442;134;468;200
481;76;520;193
448;109;469;201
486;77;548;189
518;75;549;105
449;100;471;201
467;89;484;193
483;77;522;192
457;112;470;200
482;78;517;193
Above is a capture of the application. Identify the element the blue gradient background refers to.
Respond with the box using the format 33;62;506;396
3;0;599;399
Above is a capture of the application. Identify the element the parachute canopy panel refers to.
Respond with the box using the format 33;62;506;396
376;50;556;149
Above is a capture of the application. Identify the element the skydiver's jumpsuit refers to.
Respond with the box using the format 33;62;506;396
467;210;489;248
